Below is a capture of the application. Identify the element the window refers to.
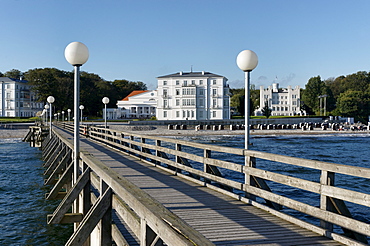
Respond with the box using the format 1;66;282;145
182;88;195;95
199;99;204;106
212;111;216;117
199;111;203;118
212;89;217;95
199;89;204;96
163;111;167;118
183;80;187;86
183;111;186;117
163;99;168;107
163;81;167;85
176;80;180;85
212;80;216;85
191;110;194;117
200;80;203;85
176;99;180;106
176;111;180;117
176;89;180;95
213;99;217;107
191;80;195;85
182;99;195;106
163;89;167;97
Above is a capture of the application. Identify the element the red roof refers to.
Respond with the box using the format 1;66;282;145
121;90;149;101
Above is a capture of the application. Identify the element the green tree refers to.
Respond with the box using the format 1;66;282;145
336;90;370;122
261;100;272;118
302;76;334;115
230;86;259;116
4;69;23;79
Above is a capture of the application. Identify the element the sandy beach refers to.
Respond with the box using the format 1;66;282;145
3;124;369;139
0;128;30;139
107;125;370;137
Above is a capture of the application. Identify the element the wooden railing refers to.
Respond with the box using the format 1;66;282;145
41;122;370;245
78;123;370;245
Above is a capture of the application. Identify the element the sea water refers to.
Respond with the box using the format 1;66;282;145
0;138;72;246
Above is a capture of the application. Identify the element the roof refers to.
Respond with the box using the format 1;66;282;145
121;90;149;101
0;77;28;83
157;71;225;79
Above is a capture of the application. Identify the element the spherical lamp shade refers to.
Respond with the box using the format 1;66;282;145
79;105;84;110
65;42;89;66
67;109;71;113
44;104;50;109
47;96;55;104
102;97;110;104
236;50;258;72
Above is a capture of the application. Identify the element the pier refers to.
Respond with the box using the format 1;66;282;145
24;123;370;245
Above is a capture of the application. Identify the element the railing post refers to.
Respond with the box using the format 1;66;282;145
175;143;181;174
320;170;334;231
81;161;91;246
100;179;112;245
155;140;161;165
244;155;257;201
203;149;211;184
140;218;163;246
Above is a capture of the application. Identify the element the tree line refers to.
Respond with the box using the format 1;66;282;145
302;72;370;122
1;68;147;117
2;68;370;122
230;71;370;123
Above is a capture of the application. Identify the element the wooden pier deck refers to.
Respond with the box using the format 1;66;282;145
25;124;370;245
77;129;341;245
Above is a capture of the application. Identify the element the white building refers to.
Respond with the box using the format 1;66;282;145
255;83;304;116
114;90;157;119
156;71;230;120
0;77;44;117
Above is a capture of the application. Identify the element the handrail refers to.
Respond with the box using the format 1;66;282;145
56;122;370;244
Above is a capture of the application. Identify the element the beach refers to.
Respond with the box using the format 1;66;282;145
3;124;369;139
0;128;30;139
107;125;370;137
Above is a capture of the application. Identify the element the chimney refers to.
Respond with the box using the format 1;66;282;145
202;71;205;75
179;71;183;75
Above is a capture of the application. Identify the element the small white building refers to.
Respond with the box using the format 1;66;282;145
156;71;230;120
0;77;44;117
114;90;157;119
255;83;304;116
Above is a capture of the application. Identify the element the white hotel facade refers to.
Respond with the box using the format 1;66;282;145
0;77;44;117
156;71;230;120
255;83;304;116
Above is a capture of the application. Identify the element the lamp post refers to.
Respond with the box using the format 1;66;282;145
62;111;65;122
47;96;55;138
79;105;84;123
67;109;71;122
65;42;89;186
236;50;258;150
44;104;50;126
57;112;60;122
102;97;109;128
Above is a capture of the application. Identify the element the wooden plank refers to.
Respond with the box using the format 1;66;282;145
46;162;73;200
65;188;112;246
48;167;90;224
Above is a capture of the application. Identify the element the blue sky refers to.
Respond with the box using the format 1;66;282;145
2;0;370;90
